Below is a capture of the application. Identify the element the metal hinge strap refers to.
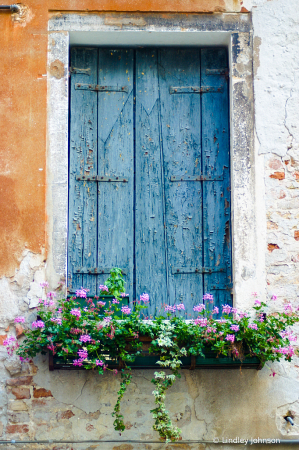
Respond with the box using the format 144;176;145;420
209;283;233;291
169;86;224;94
75;83;129;92
172;267;226;274
205;69;228;76
76;176;128;182
170;175;223;182
74;267;127;275
70;67;91;75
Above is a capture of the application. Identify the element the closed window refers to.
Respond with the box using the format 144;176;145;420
68;47;231;315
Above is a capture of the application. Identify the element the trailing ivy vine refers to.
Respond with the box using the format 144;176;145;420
113;368;132;432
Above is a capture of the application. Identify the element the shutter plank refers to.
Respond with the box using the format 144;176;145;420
158;49;203;315
69;48;98;295
135;49;168;315
97;49;134;298
201;48;232;311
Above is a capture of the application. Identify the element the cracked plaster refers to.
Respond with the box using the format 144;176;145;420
0;2;299;446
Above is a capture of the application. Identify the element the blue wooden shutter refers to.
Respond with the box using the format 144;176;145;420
201;49;231;311
68;48;134;298
68;47;231;314
68;48;98;295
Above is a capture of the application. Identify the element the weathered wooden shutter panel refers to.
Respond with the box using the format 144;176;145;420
201;48;231;310
96;49;134;297
158;49;204;313
68;47;231;313
69;48;98;295
135;49;168;313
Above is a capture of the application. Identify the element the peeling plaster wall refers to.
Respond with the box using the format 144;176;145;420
0;0;299;449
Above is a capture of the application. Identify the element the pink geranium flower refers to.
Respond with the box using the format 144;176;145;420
121;306;131;315
14;317;25;324
193;304;205;313
70;309;81;319
140;293;149;303
75;287;89;298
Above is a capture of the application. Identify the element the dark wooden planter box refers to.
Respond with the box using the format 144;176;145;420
49;336;262;371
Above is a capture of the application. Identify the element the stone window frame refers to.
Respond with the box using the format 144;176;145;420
47;12;259;308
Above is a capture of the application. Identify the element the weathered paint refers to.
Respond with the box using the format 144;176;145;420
1;1;299;448
69;48;231;312
0;1;48;277
49;0;243;13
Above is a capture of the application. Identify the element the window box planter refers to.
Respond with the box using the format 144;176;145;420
49;336;262;371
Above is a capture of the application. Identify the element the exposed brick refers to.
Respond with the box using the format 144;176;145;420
32;398;47;406
15;325;24;338
270;172;285;180
279;190;286;199
8;412;30;423
240;6;249;12
294;171;299;180
267;221;278;230
269;159;283;170
7;376;33;386
30;363;38;374
9;401;28;411
33;388;53;398
6;424;29;434
294;231;299;241
0;335;7;345
268;244;280;252
86;423;95;431
11;387;30;400
57;410;75;420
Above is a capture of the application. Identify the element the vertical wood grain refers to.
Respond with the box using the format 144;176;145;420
158;49;203;315
97;49;134;298
69;48;98;295
135;49;168;316
201;48;232;311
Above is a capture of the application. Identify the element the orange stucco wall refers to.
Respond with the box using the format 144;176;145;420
0;0;242;277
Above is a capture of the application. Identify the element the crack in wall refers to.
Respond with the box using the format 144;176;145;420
284;82;295;152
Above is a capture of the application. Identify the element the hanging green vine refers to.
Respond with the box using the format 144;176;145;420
150;323;187;442
113;368;132;432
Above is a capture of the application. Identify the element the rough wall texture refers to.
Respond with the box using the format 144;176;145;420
0;2;47;278
0;0;299;448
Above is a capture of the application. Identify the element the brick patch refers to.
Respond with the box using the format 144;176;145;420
11;387;30;400
0;335;7;345
33;388;53;398
268;244;280;252
6;424;29;434
15;325;24;338
270;172;285;180
8;401;28;411
294;231;299;241
7;377;33;386
57;410;75;420
269;159;283;170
